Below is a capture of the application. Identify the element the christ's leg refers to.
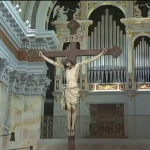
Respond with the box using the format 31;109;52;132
70;106;77;136
67;105;71;136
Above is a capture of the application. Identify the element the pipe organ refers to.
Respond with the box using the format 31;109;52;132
134;37;150;83
87;9;127;84
62;9;127;85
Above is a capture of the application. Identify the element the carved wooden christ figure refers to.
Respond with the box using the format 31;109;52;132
39;49;107;136
27;19;122;137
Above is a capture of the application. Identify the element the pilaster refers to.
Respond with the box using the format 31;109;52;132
0;58;12;149
6;71;50;150
79;20;93;92
126;30;135;91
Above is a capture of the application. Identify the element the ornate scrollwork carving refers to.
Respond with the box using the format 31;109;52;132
136;83;150;90
9;71;50;96
0;58;13;86
88;3;97;10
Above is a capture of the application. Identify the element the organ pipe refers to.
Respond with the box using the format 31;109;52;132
87;9;127;83
134;37;150;83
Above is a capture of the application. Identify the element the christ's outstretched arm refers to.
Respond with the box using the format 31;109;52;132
80;49;108;66
146;4;150;8
39;51;64;68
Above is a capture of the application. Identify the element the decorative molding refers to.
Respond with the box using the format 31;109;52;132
87;1;126;19
89;83;125;91
136;83;150;90
117;1;126;8
127;94;136;101
88;3;97;10
0;58;14;86
126;30;134;36
121;18;150;25
0;1;59;51
0;39;48;74
0;43;51;95
9;71;50;96
0;57;51;96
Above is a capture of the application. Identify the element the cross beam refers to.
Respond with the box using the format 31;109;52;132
27;19;122;62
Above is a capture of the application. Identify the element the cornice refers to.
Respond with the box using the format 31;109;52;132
0;40;50;96
0;1;59;51
0;39;48;75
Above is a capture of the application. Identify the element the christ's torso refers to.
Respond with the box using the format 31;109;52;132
65;63;80;88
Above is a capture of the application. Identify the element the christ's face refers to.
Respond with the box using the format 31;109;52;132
66;62;72;69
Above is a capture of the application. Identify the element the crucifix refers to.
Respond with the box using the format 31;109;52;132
27;19;122;150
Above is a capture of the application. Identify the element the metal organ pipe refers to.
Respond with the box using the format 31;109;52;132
134;37;150;83
87;9;127;83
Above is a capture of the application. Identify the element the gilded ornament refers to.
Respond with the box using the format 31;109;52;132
96;84;117;90
136;83;150;90
88;3;97;10
103;2;111;5
127;30;133;36
119;84;125;90
121;1;126;7
57;34;62;39
89;84;95;90
127;94;135;101
80;94;87;101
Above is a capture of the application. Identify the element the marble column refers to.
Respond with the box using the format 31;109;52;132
0;58;12;149
5;71;50;150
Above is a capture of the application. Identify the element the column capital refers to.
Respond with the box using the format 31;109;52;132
0;57;13;86
9;71;51;97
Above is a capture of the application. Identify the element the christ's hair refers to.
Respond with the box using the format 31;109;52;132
62;57;75;69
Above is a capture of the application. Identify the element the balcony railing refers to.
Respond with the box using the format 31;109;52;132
40;115;150;139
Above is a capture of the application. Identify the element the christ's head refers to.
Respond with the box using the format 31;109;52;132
62;57;75;69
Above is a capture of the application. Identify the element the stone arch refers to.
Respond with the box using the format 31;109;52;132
87;2;126;19
132;33;150;44
36;1;54;31
133;35;150;82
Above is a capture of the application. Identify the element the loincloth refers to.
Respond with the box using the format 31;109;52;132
61;87;80;110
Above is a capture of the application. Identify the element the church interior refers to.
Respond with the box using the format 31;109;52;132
1;0;150;150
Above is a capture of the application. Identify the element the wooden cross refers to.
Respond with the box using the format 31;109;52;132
27;19;122;62
26;19;122;150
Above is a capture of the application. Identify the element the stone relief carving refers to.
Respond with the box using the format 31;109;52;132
0;58;13;86
0;57;50;96
73;7;80;19
9;72;50;96
53;5;69;21
134;4;142;17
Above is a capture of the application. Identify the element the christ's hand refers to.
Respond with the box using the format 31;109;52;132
39;51;43;57
102;49;108;54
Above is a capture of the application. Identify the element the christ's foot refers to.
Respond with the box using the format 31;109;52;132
70;130;75;136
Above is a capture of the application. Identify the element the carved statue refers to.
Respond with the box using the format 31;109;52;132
145;4;150;17
53;5;69;21
73;7;80;19
39;49;107;136
134;4;142;17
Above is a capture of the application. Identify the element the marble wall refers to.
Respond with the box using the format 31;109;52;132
0;82;8;149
